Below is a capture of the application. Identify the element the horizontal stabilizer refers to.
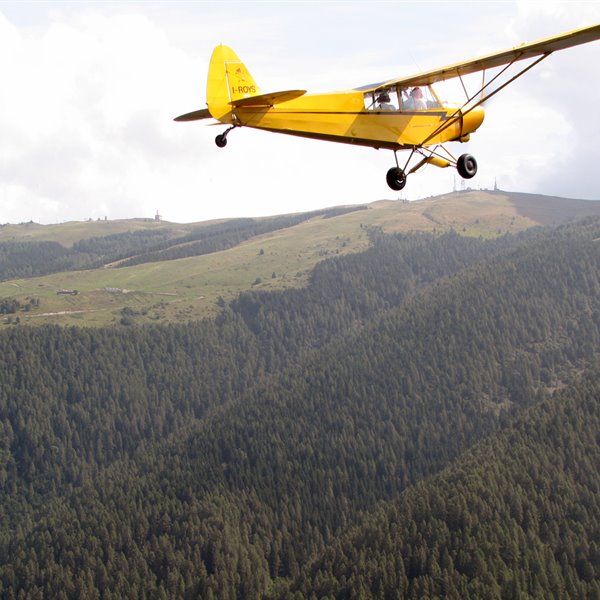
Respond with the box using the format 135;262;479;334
174;108;212;122
230;90;306;107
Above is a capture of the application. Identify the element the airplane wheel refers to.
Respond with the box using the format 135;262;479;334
457;154;477;179
386;167;407;191
215;134;228;148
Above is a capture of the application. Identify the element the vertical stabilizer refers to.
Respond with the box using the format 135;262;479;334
207;45;260;122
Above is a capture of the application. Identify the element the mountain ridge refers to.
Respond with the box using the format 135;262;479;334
2;190;600;327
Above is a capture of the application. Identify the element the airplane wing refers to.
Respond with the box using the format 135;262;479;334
230;90;307;107
360;23;600;92
174;108;212;122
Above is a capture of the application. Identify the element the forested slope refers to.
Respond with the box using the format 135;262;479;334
2;219;600;598
0;230;516;509
292;367;600;599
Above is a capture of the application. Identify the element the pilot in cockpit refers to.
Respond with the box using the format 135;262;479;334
376;92;395;111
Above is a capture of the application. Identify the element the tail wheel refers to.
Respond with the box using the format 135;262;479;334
215;134;228;148
457;154;477;179
386;167;407;191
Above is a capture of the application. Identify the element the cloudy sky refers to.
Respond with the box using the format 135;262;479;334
1;1;599;224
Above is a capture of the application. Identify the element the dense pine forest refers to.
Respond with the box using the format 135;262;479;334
2;214;600;598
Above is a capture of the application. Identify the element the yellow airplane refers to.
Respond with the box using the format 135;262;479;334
175;24;600;191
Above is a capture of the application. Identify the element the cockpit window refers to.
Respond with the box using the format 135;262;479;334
363;85;441;111
399;86;441;110
364;87;397;111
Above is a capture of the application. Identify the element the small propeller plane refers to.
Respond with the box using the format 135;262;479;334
175;24;600;191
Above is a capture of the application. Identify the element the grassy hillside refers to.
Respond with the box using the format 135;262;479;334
1;190;599;326
0;217;189;247
0;213;370;326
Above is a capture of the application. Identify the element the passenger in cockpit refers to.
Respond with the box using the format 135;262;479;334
405;87;427;110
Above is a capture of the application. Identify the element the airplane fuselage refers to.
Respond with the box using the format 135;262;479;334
220;91;485;151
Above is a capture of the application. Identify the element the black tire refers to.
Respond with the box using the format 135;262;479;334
457;154;477;179
215;134;228;148
386;167;407;191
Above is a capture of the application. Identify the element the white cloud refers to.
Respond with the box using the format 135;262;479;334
0;1;599;225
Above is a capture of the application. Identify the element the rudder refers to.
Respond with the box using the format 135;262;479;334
207;45;260;122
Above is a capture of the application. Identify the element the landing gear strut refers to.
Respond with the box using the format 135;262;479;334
384;150;478;191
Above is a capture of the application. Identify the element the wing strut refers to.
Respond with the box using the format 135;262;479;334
421;52;551;146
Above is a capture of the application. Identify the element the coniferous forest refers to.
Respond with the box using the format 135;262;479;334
2;214;600;598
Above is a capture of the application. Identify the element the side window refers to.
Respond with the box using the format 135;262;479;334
363;86;440;111
363;89;397;111
425;86;441;108
401;86;441;111
363;92;376;110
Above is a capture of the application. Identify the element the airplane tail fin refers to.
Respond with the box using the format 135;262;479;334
207;45;260;122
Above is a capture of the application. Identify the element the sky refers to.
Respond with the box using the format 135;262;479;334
1;0;599;224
